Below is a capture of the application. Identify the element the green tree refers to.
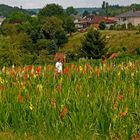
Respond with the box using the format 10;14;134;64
54;30;68;46
38;4;64;17
99;21;106;30
1;23;17;36
66;6;78;15
42;16;63;39
6;11;31;23
63;16;76;33
82;10;90;17
0;36;22;66
102;1;106;9
80;27;106;59
41;16;67;46
17;17;43;43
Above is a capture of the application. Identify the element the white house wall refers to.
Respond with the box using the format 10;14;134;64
133;17;140;26
118;17;140;26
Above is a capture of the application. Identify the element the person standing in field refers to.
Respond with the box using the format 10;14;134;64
55;59;63;78
101;55;107;66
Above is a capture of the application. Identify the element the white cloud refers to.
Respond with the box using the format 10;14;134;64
0;0;139;9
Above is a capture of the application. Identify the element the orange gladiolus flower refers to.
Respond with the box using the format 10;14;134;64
51;99;57;108
71;64;75;68
113;103;117;110
96;68;100;77
120;106;128;117
60;106;68;120
18;94;23;103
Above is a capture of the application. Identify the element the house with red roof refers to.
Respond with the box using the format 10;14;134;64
86;15;116;29
74;15;116;31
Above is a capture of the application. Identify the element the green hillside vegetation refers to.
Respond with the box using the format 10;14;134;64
61;30;140;55
0;4;35;17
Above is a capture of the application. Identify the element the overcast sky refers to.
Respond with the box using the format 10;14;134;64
0;0;140;9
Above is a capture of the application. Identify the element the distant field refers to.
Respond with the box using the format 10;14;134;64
62;30;140;54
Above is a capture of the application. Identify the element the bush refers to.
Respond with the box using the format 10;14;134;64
99;21;106;30
135;47;140;55
122;47;127;52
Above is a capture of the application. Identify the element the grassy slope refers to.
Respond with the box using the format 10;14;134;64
61;30;140;54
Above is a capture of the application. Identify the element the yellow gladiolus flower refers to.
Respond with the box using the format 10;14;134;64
0;77;4;84
29;102;33;110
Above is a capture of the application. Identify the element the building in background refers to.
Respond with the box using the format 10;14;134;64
116;11;140;29
0;16;5;25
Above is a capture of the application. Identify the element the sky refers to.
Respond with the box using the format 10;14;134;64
0;0;140;9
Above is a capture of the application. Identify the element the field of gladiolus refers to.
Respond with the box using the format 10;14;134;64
0;58;140;139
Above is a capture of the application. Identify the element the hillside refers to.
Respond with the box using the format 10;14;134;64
0;4;35;17
61;30;140;54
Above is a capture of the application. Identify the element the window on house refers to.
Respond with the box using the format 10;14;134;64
122;17;126;21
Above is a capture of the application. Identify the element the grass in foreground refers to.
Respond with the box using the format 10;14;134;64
0;58;140;139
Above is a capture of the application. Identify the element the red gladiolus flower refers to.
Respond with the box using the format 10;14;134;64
119;95;124;100
29;65;33;70
63;66;69;74
36;67;41;75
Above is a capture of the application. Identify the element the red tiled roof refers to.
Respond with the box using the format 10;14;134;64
86;15;116;24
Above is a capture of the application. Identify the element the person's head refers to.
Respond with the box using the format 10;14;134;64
102;55;106;61
57;58;61;62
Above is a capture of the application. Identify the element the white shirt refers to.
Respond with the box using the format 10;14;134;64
55;62;62;73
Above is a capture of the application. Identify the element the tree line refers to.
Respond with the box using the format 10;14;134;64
0;4;77;66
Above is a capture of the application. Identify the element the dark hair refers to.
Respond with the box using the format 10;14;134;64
57;58;61;62
102;55;106;60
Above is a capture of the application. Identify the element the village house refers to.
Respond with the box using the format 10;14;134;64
0;16;5;25
74;15;116;31
116;11;140;28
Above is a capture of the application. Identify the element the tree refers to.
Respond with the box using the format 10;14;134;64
42;16;63;39
99;21;106;30
1;23;18;36
0;36;22;66
66;6;78;15
82;10;90;17
6;11;31;23
80;27;106;59
54;30;68;46
102;1;106;9
41;16;67;46
38;4;64;17
62;16;76;33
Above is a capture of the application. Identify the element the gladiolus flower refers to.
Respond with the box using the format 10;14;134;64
120;106;128;117
51;99;57;108
63;66;69;74
18;94;23;103
96;68;100;77
119;95;124;100
29;65;33;70
29;102;33;110
113;103;117;110
71;64;75;68
60;106;68;120
36;67;41;75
